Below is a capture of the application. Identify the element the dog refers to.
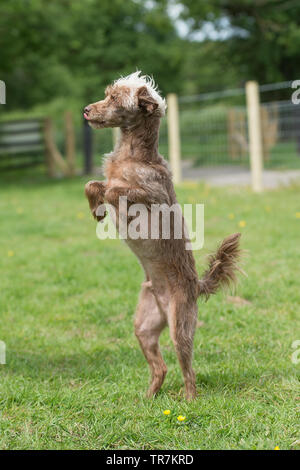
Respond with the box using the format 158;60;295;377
84;71;241;400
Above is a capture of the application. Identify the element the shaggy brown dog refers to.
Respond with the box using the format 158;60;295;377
84;72;241;400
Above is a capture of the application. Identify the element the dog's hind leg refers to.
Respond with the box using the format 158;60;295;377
135;284;167;398
168;294;197;400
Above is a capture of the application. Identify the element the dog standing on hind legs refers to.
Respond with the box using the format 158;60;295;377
84;71;242;400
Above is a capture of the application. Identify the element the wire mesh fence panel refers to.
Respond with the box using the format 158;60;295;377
176;81;300;171
178;93;249;168
261;100;300;169
49;80;300;176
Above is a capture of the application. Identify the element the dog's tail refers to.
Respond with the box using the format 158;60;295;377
198;232;242;300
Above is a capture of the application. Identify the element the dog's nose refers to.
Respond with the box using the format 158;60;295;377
84;105;91;114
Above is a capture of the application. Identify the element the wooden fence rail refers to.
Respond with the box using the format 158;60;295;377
0;119;45;170
0;112;75;177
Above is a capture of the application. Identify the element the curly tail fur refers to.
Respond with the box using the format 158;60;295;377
198;233;242;300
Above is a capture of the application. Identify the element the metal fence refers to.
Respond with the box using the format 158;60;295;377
261;100;300;169
39;79;300;191
87;80;300;180
1;79;298;188
173;80;300;171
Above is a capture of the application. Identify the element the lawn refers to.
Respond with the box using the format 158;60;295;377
0;169;299;450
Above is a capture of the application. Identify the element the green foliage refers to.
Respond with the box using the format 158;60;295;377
0;0;297;113
0;0;183;110
180;40;242;95
179;0;300;85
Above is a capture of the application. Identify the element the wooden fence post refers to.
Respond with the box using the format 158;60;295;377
44;118;69;176
65;111;75;176
167;93;182;184
43;119;55;177
83;118;93;174
246;81;263;192
112;127;120;148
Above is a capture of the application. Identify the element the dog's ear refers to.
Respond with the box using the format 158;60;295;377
137;86;158;114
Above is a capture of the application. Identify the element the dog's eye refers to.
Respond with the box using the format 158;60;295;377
111;95;116;101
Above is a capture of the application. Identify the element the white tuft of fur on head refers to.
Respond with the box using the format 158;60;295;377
113;71;167;115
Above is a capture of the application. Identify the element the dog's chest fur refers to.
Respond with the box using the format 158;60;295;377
103;151;170;194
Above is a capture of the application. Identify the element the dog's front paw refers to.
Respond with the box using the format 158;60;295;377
85;180;106;220
104;187;120;206
93;208;107;222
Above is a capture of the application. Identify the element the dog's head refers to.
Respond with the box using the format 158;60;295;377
83;71;166;129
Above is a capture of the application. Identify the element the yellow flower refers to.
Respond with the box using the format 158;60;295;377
228;213;235;220
77;212;85;220
265;206;271;213
274;446;280;450
16;207;24;214
238;220;246;228
7;250;14;257
177;415;186;422
295;212;300;219
163;410;171;415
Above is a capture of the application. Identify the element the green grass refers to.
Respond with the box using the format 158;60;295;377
0;169;300;450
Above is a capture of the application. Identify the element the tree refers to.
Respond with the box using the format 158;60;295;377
0;0;184;109
178;0;300;84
